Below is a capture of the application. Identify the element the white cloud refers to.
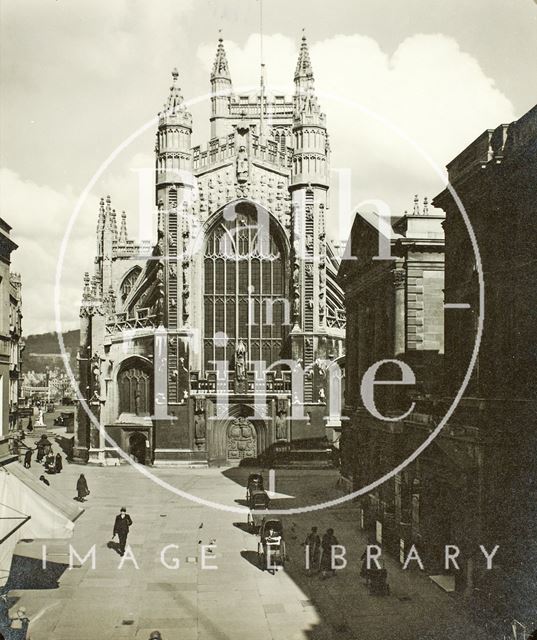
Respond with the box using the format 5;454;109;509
0;168;97;334
198;32;515;237
1;30;516;334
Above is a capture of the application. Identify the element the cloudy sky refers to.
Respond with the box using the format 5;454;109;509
1;0;536;335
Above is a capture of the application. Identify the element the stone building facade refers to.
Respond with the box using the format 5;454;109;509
75;37;345;466
0;219;22;437
340;104;536;617
428;105;536;611
338;199;445;559
8;272;23;431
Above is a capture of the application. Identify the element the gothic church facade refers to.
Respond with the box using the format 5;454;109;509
75;37;345;466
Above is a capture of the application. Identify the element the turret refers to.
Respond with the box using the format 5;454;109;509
291;35;329;190
155;68;193;210
210;37;233;139
289;35;330;390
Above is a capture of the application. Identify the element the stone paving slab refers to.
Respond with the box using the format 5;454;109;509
8;449;492;640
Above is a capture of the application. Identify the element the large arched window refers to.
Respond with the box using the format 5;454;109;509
118;359;152;416
203;201;289;371
120;266;142;303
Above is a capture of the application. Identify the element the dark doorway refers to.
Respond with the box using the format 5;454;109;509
128;431;148;464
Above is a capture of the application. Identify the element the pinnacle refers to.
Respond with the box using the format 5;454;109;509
295;32;313;82
212;36;230;79
161;66;186;116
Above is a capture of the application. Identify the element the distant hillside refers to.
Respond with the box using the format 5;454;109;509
24;330;80;374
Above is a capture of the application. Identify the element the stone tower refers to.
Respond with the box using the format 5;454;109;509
290;35;331;401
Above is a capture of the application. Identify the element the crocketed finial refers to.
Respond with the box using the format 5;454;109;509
212;34;230;78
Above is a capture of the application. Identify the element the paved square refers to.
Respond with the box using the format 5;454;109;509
8;440;489;640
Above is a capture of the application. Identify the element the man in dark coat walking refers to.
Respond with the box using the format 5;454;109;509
113;507;133;556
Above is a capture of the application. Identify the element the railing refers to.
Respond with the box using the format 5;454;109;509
105;309;157;335
326;309;346;329
190;369;292;395
447;129;494;183
192;134;292;171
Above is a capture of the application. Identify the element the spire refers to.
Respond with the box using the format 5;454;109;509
211;37;231;80
110;209;118;240
97;197;105;233
294;33;314;85
119;210;128;244
82;272;91;300
105;194;112;217
162;68;185;115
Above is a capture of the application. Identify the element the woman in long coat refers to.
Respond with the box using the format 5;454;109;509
76;474;90;502
319;528;339;579
55;453;63;474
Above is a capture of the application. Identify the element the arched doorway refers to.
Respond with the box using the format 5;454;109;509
226;417;257;462
129;431;148;464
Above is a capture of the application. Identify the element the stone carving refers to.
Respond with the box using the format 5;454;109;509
392;268;406;289
234;339;247;381
236;145;249;183
90;352;104;397
227;417;256;460
194;396;206;451
275;411;288;441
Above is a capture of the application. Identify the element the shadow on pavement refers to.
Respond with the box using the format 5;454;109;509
232;522;252;534
240;550;262;572
5;555;67;590
54;435;74;461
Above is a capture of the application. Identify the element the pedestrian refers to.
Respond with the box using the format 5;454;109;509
23;449;32;469
35;434;51;463
75;474;90;502
39;475;50;486
112;507;133;556
319;527;339;579
55;453;63;474
27;416;33;432
303;526;321;574
369;559;390;595
10;606;29;634
149;632;162;640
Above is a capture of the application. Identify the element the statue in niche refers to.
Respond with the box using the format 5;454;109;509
236;145;249;183
234;339;247;381
194;397;206;450
91;352;102;392
275;411;288;441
